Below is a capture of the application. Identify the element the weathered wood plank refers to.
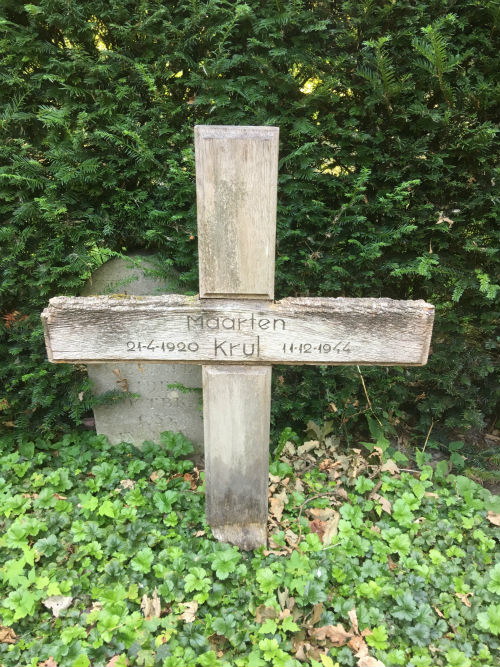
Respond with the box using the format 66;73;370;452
195;126;278;549
203;365;271;550
195;126;279;299
41;295;434;366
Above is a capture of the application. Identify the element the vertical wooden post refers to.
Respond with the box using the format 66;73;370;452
202;366;271;549
195;125;279;549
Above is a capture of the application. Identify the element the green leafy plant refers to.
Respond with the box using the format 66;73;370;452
0;428;498;666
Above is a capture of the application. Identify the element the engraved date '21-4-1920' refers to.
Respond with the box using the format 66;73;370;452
126;341;199;352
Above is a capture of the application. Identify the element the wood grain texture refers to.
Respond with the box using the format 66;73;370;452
41;295;434;366
203;365;271;550
195;125;279;299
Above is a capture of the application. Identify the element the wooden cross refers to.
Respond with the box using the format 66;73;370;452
42;126;434;550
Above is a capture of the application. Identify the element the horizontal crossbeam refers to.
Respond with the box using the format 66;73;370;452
42;295;434;366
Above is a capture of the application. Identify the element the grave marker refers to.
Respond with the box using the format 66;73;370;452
42;125;434;550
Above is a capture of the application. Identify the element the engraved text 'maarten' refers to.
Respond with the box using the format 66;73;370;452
186;314;285;331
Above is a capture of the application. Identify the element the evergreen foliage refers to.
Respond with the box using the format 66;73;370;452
1;1;498;445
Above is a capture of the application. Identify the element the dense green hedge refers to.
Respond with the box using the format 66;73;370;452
1;0;498;445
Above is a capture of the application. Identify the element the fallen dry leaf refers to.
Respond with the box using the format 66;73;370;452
294;641;313;662
263;547;290;556
372;493;392;514
280;437;295;451
0;626;17;644
179;601;198;623
309;518;326;542
333;486;348;500
348;608;359;635
149;471;162;482
106;656;129;667
285;529;299;546
255;605;278;623
370;446;384;461
307;602;324;628
297;440;320;456
455;592;473;607
262;549;292;556
294;635;323;663
380;459;400;475
357;657;386;667
268;533;283;548
433;606;445;618
308;506;337;521
322;513;341;545
307;647;324;662
487;511;500;526
424;492;439;499
140;589;161;619
277;588;295;611
194;529;206;537
310;624;353;646
319;458;340;472
350;634;368;656
38;659;58;667
270;489;288;522
42;596;73;618
183;472;197;490
294;478;304;493
119;479;135;489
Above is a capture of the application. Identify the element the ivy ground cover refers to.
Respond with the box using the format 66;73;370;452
0;431;499;667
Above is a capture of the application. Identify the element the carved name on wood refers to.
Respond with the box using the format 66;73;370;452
42;295;434;366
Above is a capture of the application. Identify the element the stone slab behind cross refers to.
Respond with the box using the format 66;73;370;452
81;253;204;454
42;126;434;550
